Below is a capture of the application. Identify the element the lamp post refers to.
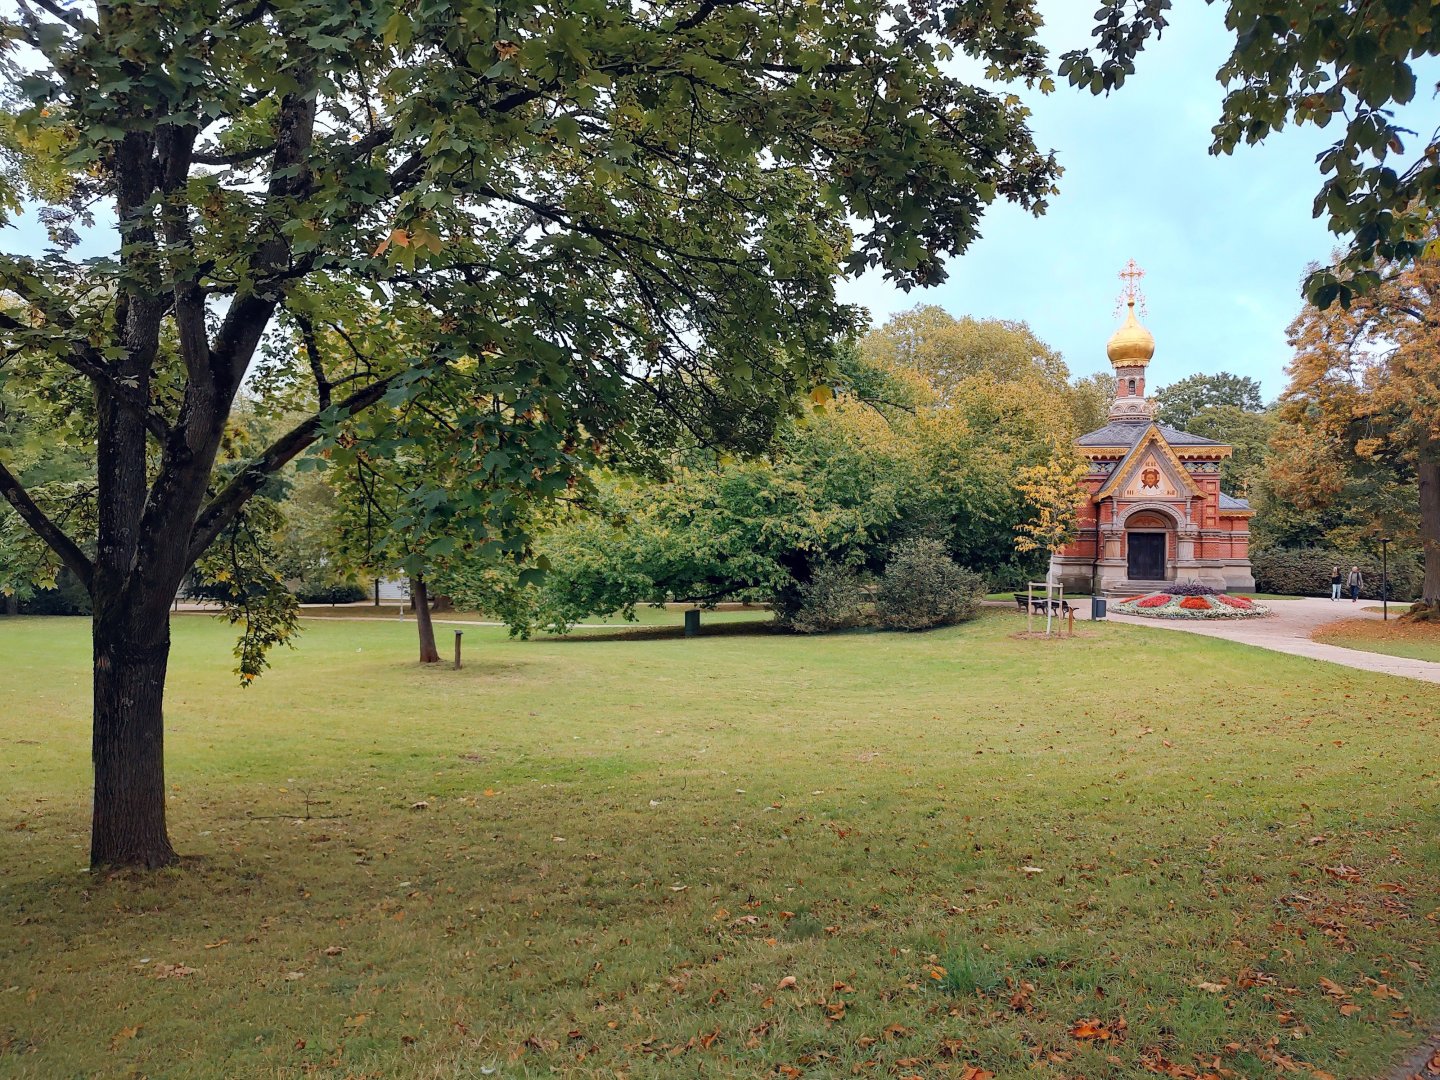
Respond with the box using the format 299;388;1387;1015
1380;537;1391;621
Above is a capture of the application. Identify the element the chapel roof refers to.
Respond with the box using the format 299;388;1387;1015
1076;420;1222;448
1218;492;1251;511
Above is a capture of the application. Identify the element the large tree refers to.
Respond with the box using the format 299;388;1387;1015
1152;372;1264;429
1259;252;1440;612
0;0;1070;868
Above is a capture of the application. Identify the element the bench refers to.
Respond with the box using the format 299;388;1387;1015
1015;593;1073;616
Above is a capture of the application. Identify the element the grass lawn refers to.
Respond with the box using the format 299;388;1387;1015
3;612;1440;1079
296;604;772;629
1314;616;1440;664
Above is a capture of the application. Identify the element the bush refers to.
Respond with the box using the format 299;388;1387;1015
16;571;92;615
1169;579;1219;596
874;539;984;631
294;581;369;605
783;562;867;634
1252;546;1422;600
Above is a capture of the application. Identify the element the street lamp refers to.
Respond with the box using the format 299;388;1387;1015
1380;537;1391;620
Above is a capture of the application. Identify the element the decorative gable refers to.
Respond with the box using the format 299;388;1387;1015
1096;424;1203;500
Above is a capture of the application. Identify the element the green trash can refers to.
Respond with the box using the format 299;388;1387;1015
1091;596;1107;620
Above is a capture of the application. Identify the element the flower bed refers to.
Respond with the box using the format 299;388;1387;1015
1112;592;1272;620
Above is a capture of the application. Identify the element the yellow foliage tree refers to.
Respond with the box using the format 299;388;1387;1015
1013;435;1090;560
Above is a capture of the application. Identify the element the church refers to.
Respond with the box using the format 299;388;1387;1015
1048;270;1255;596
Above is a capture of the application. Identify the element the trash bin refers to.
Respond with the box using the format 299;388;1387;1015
1090;596;1107;621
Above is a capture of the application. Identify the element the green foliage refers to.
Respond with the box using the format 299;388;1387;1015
874;539;984;631
1060;1;1440;304
1152;373;1265;430
1069;372;1116;435
0;0;1074;693
1182;404;1277;497
466;318;1077;634
14;570;91;615
294;581;368;605
778;562;868;635
1251;545;1420;601
861;306;1069;398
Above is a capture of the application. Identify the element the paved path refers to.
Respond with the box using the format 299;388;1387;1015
1106;595;1440;685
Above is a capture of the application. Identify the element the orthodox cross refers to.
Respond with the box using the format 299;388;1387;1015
1115;258;1148;317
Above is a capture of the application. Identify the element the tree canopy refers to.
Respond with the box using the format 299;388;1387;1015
1254;249;1440;610
0;0;1089;868
1152;372;1265;430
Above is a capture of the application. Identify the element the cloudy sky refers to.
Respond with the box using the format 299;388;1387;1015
839;4;1440;401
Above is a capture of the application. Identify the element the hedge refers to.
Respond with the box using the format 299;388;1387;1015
1251;545;1421;600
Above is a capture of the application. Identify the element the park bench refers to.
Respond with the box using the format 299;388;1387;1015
1014;593;1073;616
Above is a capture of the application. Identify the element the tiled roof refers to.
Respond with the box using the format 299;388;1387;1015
1077;420;1222;447
1218;492;1251;511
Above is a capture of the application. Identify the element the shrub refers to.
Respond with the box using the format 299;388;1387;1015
1251;545;1421;600
16;571;92;615
1169;579;1219;596
784;562;868;634
295;581;369;605
874;539;984;631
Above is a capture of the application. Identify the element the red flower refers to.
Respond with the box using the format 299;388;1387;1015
1136;594;1172;608
1179;596;1212;610
1217;595;1253;609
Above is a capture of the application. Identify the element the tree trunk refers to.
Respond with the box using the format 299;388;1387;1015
3;593;15;616
410;575;441;663
90;614;178;868
1420;440;1440;606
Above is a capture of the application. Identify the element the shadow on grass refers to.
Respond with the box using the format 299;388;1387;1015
532;620;782;644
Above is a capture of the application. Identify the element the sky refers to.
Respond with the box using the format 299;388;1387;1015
838;4;1440;401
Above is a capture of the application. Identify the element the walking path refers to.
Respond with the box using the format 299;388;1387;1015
1106;595;1440;685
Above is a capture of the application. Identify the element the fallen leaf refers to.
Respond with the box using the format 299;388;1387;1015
322;946;345;957
1070;1020;1111;1041
109;1025;141;1051
777;975;797;990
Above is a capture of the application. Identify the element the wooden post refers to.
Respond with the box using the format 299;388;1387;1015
1067;607;1075;637
453;630;463;670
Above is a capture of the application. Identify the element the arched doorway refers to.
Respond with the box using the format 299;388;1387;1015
1124;510;1174;582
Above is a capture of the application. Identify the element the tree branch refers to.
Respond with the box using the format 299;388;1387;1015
0;456;94;592
0;310;169;439
187;373;399;562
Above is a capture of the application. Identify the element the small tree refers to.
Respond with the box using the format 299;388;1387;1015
1012;436;1090;567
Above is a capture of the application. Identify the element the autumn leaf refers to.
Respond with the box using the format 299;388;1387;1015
777;975;797;990
109;1025;141;1051
1070;1019;1112;1041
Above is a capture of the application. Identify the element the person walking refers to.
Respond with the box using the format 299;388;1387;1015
1347;565;1363;603
1330;566;1342;601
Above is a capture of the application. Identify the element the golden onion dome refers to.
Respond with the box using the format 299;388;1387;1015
1106;300;1155;365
